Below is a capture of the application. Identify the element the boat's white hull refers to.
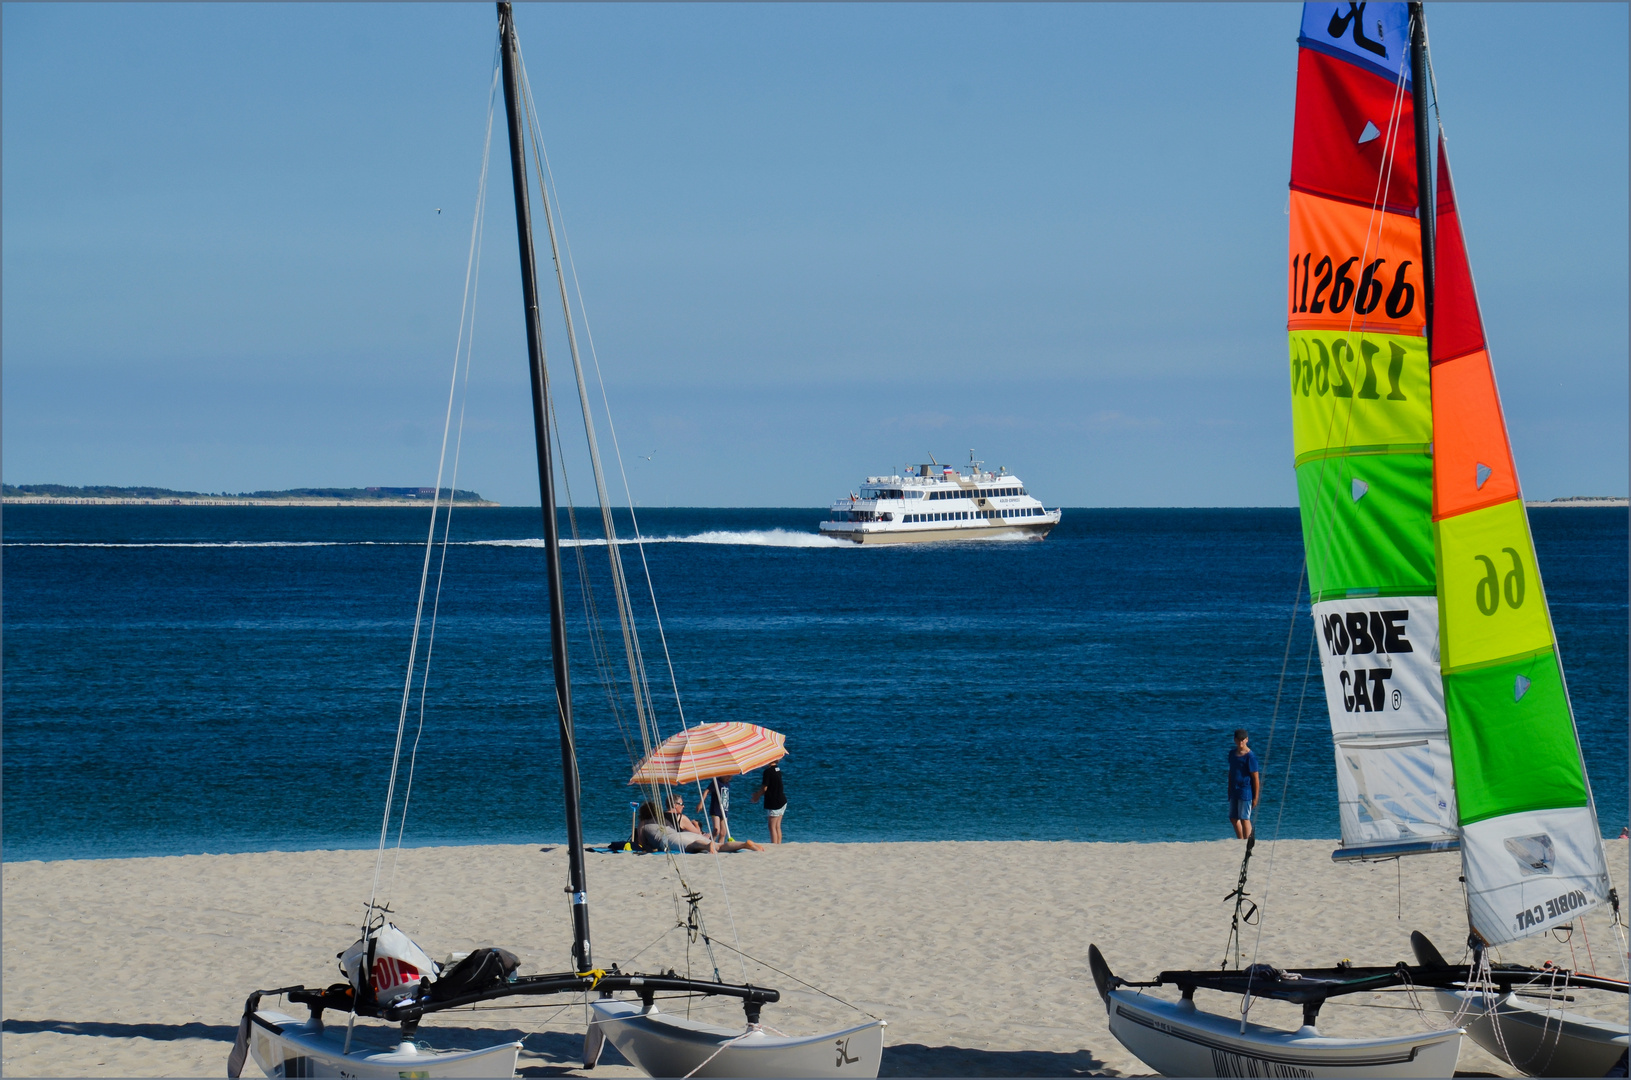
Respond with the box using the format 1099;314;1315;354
590;998;884;1078
1430;988;1628;1077
1105;990;1463;1078
246;1010;521;1079
818;519;1056;545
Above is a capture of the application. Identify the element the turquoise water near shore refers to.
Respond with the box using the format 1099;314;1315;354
3;505;1624;860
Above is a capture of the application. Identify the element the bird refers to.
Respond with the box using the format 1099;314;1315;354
640;450;656;461
434;208;442;214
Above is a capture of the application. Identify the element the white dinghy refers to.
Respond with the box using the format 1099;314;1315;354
588;999;884;1078
1090;946;1463;1079
236;1006;521;1080
1411;932;1628;1078
1426;991;1627;1079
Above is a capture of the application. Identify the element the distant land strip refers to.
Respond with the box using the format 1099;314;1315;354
1524;495;1629;508
2;484;498;507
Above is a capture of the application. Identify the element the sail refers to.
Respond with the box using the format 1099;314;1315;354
1289;2;1458;857
1430;136;1612;946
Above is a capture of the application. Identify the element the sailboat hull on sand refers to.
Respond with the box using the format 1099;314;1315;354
1427;990;1627;1079
1104;990;1462;1079
590;999;885;1078
246;1011;521;1079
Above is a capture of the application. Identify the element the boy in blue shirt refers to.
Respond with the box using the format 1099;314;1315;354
1229;728;1261;840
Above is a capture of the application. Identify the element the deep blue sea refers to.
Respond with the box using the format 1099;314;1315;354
3;505;1625;861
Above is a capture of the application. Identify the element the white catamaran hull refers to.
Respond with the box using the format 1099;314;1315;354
1106;990;1463;1079
590;998;884;1078
247;1010;521;1079
1430;989;1628;1078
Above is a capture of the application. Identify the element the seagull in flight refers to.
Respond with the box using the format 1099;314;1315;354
640;450;656;461
434;208;442;214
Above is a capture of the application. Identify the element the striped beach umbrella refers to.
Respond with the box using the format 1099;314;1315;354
629;723;787;786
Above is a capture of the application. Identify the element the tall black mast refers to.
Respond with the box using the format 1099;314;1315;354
497;0;592;975
1408;2;1435;346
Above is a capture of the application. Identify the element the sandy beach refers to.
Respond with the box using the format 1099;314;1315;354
4;839;1627;1077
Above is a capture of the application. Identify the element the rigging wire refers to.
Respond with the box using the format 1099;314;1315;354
365;41;501;925
387;68;496;906
509;28;765;990
1239;629;1317;1030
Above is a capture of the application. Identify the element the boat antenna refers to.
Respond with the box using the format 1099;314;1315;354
1407;2;1435;346
498;0;592;974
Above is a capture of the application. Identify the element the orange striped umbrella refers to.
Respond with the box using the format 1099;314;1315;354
628;723;787;786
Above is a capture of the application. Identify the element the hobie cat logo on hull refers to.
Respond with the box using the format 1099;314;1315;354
835;1037;859;1067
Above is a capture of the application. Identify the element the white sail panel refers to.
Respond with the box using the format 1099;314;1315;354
1315;597;1459;851
1462;806;1611;945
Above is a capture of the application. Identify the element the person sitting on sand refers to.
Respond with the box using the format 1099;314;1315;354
633;800;764;853
665;794;707;835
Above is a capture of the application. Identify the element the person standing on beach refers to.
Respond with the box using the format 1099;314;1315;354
1229;729;1261;840
750;760;787;844
699;776;731;842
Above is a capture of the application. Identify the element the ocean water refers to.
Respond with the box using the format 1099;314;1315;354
3;505;1625;861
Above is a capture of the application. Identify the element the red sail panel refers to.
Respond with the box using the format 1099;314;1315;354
1292;47;1417;214
1431;135;1487;363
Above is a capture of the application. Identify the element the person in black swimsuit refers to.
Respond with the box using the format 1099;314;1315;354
751;760;787;844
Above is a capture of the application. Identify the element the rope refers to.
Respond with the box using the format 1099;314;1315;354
700;936;883;1021
509;25;755;988
682;1026;763;1078
362;30;500;949
1240;626;1317;1030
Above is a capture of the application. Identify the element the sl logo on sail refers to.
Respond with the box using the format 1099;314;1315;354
835;1037;860;1067
1325;2;1388;58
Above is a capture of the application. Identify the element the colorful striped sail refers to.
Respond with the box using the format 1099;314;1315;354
1289;2;1457;859
1430;136;1611;946
1289;1;1611;947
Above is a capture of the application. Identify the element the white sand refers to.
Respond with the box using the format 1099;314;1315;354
4;839;1626;1077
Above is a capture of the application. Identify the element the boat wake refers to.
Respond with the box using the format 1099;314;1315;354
472;529;850;549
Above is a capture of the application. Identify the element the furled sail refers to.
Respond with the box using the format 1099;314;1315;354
1289;2;1458;857
1430;136;1612;946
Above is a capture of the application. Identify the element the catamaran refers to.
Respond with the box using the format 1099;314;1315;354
1093;3;1625;1076
227;7;884;1077
819;453;1060;544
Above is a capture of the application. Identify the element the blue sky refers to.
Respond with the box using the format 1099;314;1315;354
4;3;1626;506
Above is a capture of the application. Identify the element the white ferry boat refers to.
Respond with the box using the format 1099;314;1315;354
819;455;1061;545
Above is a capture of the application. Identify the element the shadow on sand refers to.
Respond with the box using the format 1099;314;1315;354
880;1042;1113;1076
2;1018;239;1042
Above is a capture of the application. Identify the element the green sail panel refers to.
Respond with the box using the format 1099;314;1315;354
1443;649;1588;826
1295;449;1434;603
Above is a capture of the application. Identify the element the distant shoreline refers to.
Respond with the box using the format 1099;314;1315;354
4;497;1622;508
2;495;500;507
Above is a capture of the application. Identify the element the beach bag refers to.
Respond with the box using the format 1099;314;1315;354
339;923;439;1005
429;947;519;1002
